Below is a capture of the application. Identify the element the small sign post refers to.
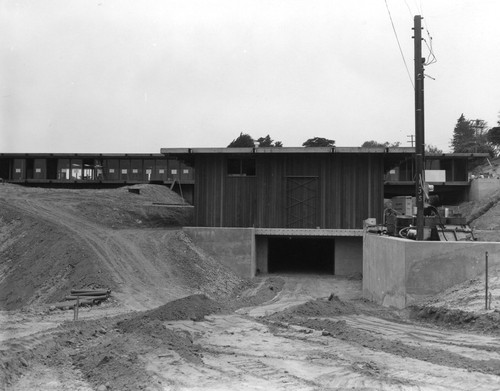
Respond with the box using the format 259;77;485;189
485;252;489;310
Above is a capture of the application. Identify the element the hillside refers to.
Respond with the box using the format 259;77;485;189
0;184;242;311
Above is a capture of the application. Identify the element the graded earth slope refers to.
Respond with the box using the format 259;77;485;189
0;184;242;311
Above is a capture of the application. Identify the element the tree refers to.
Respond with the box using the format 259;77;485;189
425;144;443;154
256;134;283;147
487;127;500;155
302;137;335;147
450;114;494;156
361;140;385;148
227;132;255;147
361;140;401;148
450;114;474;152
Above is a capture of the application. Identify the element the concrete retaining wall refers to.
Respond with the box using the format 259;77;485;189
469;178;500;201
183;227;255;278
335;237;363;276
363;234;500;308
255;236;268;274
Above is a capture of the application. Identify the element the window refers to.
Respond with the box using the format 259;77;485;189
227;158;256;176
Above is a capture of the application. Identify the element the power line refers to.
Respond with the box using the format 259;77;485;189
413;0;423;16
384;0;415;90
417;0;437;67
423;37;437;66
403;0;415;19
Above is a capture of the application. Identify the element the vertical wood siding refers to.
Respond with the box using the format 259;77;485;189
194;153;384;229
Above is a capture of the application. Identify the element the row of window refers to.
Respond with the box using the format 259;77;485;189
1;156;259;181
385;158;468;182
0;158;193;182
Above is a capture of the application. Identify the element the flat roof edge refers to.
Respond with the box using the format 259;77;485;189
255;228;364;237
162;146;405;154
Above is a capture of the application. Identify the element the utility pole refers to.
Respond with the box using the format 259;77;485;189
413;15;425;240
407;134;415;147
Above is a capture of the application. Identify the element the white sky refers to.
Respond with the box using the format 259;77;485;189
1;0;499;153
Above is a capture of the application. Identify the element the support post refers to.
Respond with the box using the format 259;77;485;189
74;295;80;321
413;15;425;240
485;251;489;310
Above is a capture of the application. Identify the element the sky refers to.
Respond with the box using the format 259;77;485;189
1;0;500;153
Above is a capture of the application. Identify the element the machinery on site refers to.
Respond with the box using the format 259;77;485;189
366;195;475;242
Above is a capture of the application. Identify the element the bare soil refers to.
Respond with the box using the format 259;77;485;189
1;183;500;390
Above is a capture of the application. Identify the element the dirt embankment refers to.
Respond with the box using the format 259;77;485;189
0;202;112;310
0;184;242;311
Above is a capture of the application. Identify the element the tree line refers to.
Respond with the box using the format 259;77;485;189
226;111;500;155
227;133;441;152
227;133;334;148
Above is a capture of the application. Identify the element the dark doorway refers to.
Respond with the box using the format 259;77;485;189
0;159;10;180
268;237;335;274
47;159;58;180
26;159;34;179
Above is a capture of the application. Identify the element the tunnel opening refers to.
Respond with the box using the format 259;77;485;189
268;237;335;274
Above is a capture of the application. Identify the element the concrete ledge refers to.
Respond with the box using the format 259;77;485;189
363;234;500;309
183;227;255;278
255;228;364;237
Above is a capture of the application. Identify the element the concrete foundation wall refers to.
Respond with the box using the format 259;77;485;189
255;236;268;274
183;227;255;278
335;237;363;276
363;235;407;308
469;178;500;201
363;234;500;309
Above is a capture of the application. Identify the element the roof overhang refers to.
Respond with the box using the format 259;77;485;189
160;146;415;155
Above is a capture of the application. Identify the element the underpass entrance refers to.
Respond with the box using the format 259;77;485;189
267;237;335;274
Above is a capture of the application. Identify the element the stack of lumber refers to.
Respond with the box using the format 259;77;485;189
56;288;111;309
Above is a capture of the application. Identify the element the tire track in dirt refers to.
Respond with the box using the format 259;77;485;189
336;315;500;361
239;275;362;317
161;314;500;390
7;195;191;310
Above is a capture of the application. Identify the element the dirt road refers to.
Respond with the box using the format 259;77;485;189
150;276;500;391
4;275;500;390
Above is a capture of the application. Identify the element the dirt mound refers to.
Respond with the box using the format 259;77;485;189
415;264;500;313
117;294;225;333
267;294;358;321
0;184;242;311
70;185;193;228
457;189;500;229
1;305;206;391
408;263;500;333
71;297;211;391
0;203;114;310
409;305;500;334
227;276;285;310
122;184;188;204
